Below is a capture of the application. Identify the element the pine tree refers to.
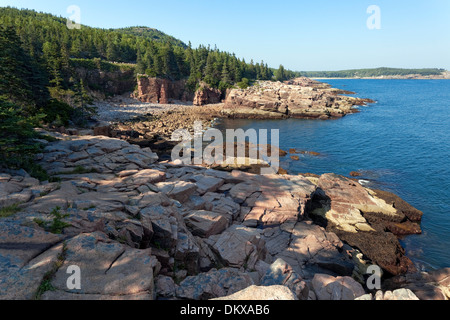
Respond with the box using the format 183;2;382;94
73;79;93;115
0;25;48;108
275;64;287;82
221;60;231;84
43;41;64;91
204;53;216;86
160;42;179;80
106;40;119;61
136;47;146;74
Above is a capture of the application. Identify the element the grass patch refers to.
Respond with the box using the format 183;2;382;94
0;203;21;218
33;218;46;228
34;243;67;300
34;207;71;234
48;207;71;234
48;176;62;183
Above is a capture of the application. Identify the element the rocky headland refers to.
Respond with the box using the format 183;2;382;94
222;78;374;120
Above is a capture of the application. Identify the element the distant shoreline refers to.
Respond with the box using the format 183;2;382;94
312;75;450;80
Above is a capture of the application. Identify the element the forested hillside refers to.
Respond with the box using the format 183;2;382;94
0;7;290;93
0;7;295;175
116;26;188;48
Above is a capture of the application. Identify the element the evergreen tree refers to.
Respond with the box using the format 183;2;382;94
43;41;64;90
221;60;231;84
160;42;179;79
204;53;216;86
136;47;146;74
275;64;288;82
73;79;93;117
0;25;48;108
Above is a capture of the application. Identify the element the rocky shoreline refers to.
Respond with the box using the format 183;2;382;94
1;78;449;301
312;72;450;80
1;131;449;300
87;77;374;162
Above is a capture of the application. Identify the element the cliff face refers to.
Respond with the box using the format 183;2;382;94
223;78;374;120
193;82;222;106
134;75;193;104
73;67;135;97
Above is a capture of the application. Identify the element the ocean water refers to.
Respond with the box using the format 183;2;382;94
216;79;450;271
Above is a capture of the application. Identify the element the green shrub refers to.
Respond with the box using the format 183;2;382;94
40;99;75;126
48;207;71;234
35;207;71;234
237;78;250;89
0;98;44;168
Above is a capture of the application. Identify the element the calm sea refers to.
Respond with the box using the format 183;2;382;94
216;79;450;271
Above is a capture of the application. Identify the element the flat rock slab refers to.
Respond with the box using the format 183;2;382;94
213;285;297;301
156;181;197;203
125;169;166;186
0;221;63;269
176;268;254;300
49;232;156;297
208;225;268;269
184;210;228;238
195;176;224;195
0;221;64;299
27;181;80;213
312;273;365;300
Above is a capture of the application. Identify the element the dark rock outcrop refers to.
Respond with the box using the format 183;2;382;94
309;173;423;276
383;268;450;300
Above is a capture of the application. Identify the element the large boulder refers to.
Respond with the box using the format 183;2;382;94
213;285;297;301
383;268;450;300
356;289;420;301
207;225;268;270
311;273;365;300
184;210;228;238
176;268;254;300
156;181;197;203
260;258;309;300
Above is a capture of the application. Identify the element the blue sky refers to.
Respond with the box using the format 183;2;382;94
1;0;449;71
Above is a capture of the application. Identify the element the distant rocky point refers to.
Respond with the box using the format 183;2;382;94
222;78;374;120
